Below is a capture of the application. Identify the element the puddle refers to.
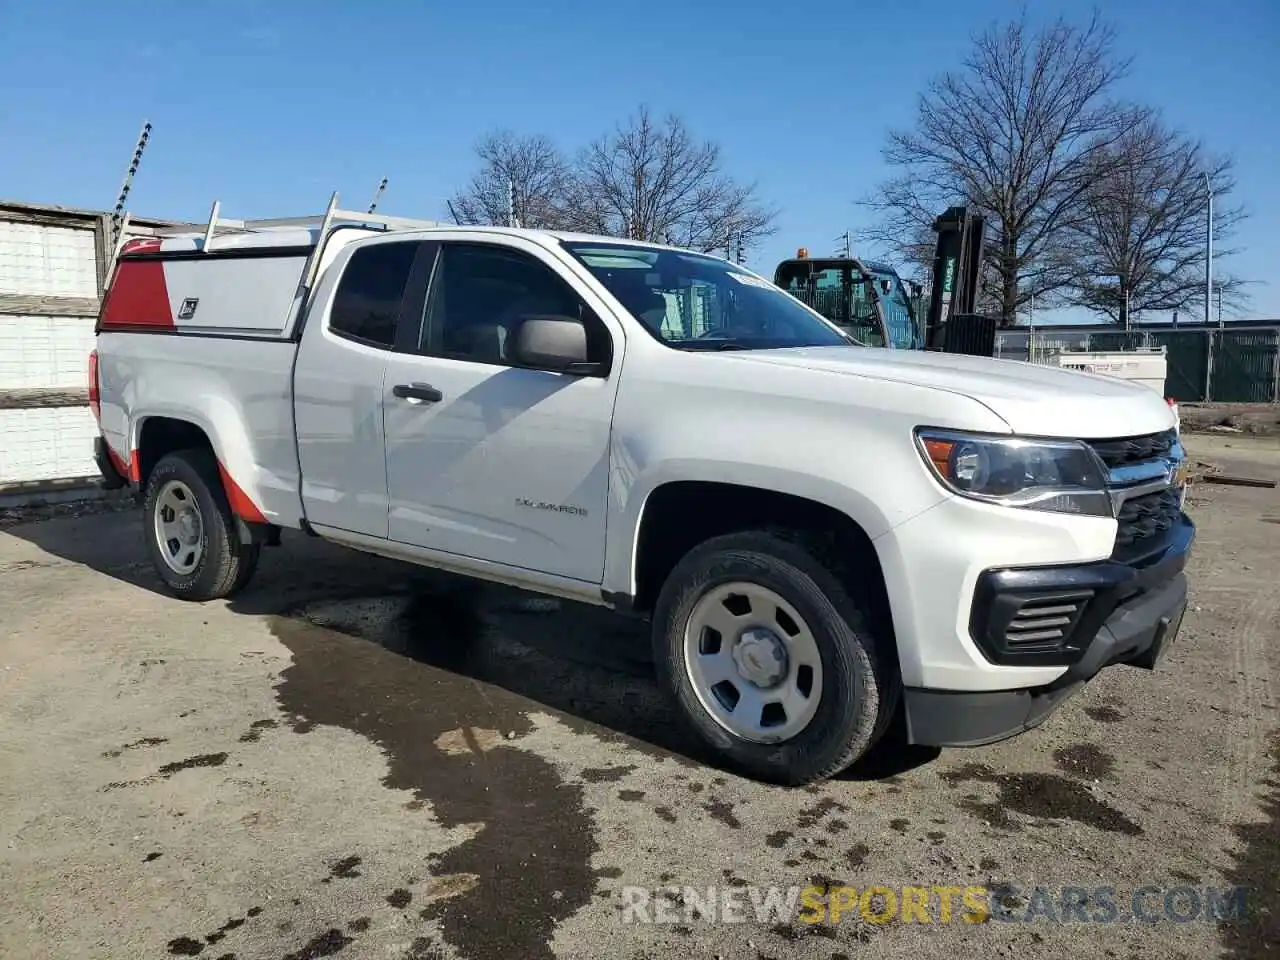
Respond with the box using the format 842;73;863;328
846;842;870;867
270;589;602;960
940;763;1141;835
796;797;847;830
765;830;792;849
280;928;352;960
1053;742;1117;780
167;904;264;958
102;737;168;758
276;586;707;765
704;797;741;829
158;753;228;775
104;751;230;792
1084;705;1126;723
323;855;361;883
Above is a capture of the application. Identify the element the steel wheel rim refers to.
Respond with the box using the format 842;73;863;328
153;480;204;576
682;581;824;744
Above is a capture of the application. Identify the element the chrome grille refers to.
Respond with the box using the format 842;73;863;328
1086;429;1178;470
1113;488;1182;559
1082;428;1186;564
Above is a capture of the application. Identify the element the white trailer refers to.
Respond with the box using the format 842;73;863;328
1047;347;1179;432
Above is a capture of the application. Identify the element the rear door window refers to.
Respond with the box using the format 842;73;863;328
329;241;420;349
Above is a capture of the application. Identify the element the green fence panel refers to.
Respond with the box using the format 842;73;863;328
1089;331;1150;352
1149;331;1209;402
1212;331;1279;402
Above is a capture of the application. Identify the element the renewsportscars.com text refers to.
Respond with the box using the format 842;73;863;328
619;883;1249;926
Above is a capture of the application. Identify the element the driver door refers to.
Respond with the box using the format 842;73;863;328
382;238;621;583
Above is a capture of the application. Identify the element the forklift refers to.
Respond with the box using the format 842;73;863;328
772;253;924;350
773;206;997;356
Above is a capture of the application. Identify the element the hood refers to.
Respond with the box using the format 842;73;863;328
719;346;1176;438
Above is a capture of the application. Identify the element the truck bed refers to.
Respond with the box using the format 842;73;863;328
96;332;304;526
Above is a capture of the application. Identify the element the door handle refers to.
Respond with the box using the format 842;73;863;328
392;382;443;403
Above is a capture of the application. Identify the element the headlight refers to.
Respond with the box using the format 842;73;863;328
914;428;1112;518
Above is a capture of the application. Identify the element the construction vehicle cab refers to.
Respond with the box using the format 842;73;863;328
773;251;923;350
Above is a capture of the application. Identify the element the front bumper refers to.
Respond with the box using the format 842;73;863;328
903;515;1193;748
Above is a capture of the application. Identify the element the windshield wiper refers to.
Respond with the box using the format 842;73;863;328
670;338;750;351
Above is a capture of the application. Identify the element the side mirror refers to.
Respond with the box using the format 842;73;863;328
513;315;594;373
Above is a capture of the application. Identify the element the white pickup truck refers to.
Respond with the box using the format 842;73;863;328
90;200;1194;785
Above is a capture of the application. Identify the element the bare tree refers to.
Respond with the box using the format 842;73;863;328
1065;109;1248;324
569;106;776;254
448;131;577;229
861;11;1132;325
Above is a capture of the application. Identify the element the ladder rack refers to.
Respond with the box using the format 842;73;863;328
105;192;443;293
123;191;441;241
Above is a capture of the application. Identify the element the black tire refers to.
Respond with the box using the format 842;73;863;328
143;448;260;601
652;529;898;786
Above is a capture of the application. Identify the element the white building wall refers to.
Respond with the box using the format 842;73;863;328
0;407;99;484
0;315;97;390
0;211;102;485
1;206;184;486
0;220;98;298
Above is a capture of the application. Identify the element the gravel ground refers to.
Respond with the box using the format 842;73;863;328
1181;403;1280;438
0;435;1276;960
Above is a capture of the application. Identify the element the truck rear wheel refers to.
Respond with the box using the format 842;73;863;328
143;449;260;601
652;530;896;786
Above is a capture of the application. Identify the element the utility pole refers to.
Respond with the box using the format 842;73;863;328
111;120;152;240
1204;172;1214;327
1203;171;1216;400
836;230;852;258
507;179;518;228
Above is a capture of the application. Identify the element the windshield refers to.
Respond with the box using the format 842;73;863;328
561;242;852;351
863;262;923;351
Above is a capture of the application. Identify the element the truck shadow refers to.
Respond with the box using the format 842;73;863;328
5;510;938;782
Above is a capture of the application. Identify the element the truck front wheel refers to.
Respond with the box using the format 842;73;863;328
652;530;896;785
143;449;260;601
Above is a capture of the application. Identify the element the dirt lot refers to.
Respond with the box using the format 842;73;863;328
1;436;1277;960
1180;403;1280;438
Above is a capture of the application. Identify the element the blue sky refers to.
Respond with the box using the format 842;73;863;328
2;0;1276;322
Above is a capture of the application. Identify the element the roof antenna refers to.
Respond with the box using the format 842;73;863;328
367;177;388;214
111;120;152;240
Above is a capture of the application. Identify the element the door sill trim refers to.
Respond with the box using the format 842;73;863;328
309;523;607;606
